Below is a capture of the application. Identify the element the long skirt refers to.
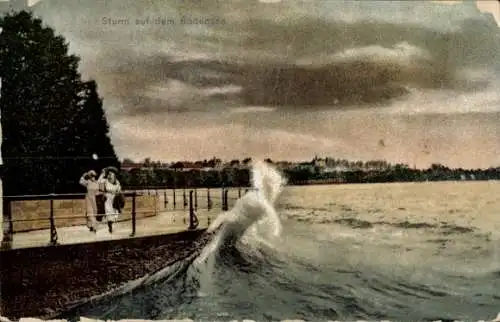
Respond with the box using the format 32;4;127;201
95;195;106;222
104;193;119;222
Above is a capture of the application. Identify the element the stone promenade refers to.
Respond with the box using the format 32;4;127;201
3;209;221;250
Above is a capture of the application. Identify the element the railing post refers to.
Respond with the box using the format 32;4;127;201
1;196;13;250
7;197;13;242
207;188;212;210
223;190;229;211
164;190;167;209
173;188;176;209
49;196;58;246
130;191;136;237
221;188;225;211
238;187;241;198
183;189;187;208
194;188;198;211
188;190;198;230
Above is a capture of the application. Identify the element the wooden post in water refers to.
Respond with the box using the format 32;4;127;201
183;188;187;208
173;188;176;209
164;190;167;209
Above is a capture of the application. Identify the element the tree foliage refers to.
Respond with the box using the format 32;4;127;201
0;11;118;195
117;159;500;190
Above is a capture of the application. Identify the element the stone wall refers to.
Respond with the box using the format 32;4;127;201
9;194;159;232
0;229;210;320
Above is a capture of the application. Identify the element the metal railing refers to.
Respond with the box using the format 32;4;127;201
1;186;252;250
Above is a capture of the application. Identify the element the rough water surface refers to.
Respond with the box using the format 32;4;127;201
52;172;500;322
4;175;500;322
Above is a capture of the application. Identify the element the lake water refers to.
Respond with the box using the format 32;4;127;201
64;181;500;322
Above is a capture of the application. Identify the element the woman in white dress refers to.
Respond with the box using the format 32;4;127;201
98;167;121;233
79;170;99;233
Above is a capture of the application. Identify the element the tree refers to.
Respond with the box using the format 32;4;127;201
0;11;119;195
122;158;135;166
206;157;222;168
170;161;184;170
72;80;119;173
242;157;252;165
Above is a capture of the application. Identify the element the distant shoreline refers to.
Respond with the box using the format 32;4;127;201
121;178;498;192
117;160;500;192
287;178;499;186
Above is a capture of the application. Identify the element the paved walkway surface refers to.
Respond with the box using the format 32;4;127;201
3;209;222;250
0;186;242;250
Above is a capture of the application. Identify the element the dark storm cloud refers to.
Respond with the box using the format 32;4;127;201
82;45;493;117
30;0;500;119
24;0;500;168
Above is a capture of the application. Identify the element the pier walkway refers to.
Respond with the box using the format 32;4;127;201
1;187;247;250
5;209;220;250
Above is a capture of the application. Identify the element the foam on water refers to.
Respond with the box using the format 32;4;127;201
198;160;285;257
188;160;286;295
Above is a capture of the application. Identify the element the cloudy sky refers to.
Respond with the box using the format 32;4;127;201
23;0;500;168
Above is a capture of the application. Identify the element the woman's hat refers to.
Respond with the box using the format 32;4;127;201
88;170;97;177
104;166;119;174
